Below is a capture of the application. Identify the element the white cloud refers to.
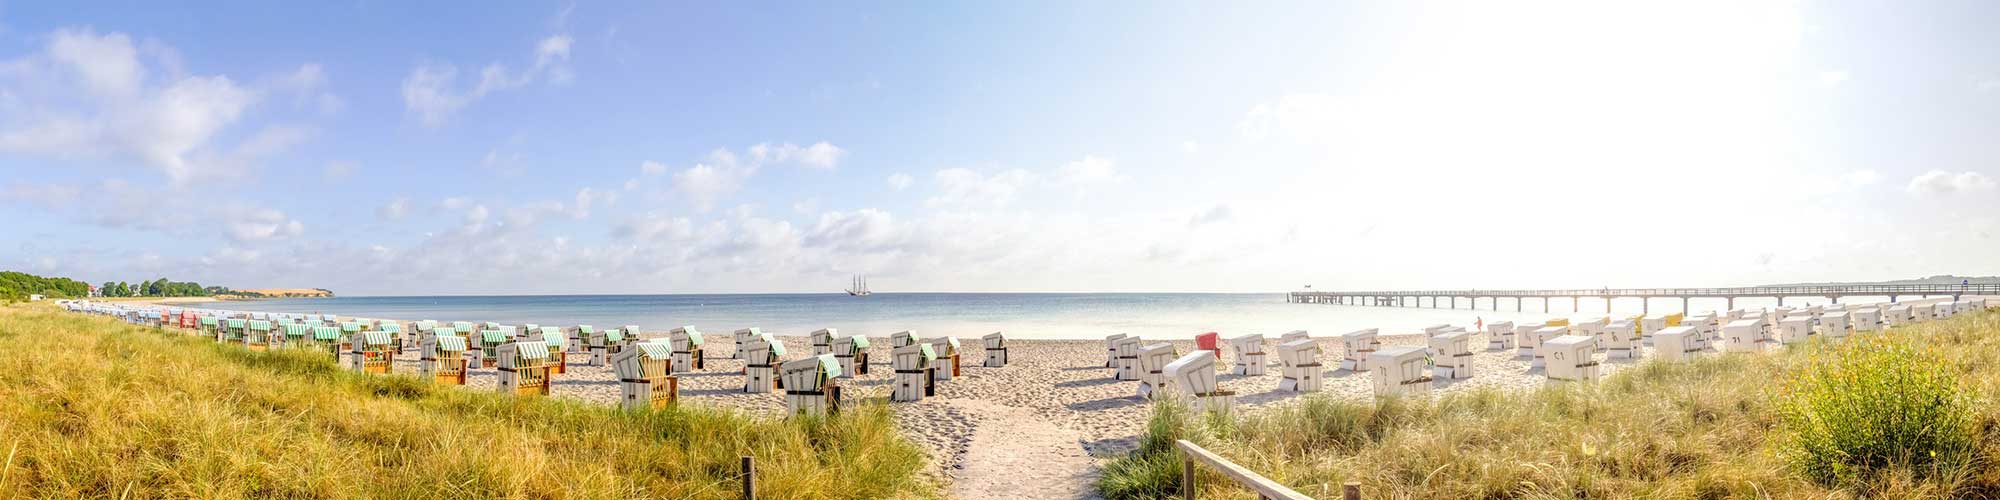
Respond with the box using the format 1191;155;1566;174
269;63;343;114
748;141;847;169
1981;78;2000;92
1907;170;1996;195
640;160;668;175
927;168;1036;208
1817;70;1849;87
0;27;315;185
481;149;526;176
401;34;574;127
1188;204;1233;227
887;172;913;190
1054;155;1125;186
1838;169;1879;189
377;197;410;220
218;204;305;242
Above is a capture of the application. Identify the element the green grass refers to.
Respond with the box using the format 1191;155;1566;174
1102;309;2000;499
0;304;940;499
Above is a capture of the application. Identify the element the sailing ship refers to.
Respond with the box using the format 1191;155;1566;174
845;275;873;296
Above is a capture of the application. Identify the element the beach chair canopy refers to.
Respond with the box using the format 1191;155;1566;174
226;318;247;328
434;326;458;336
847;335;871;348
760;333;788;356
605;329;625;342
378;323;402;334
363;331;393;346
249;320;272;331
283;323;310;336
200;317;219;326
576;325;595;334
482;330;509;343
435;335;467;352
540;328;567;349
919;343;937;361
513;341;552;360
340;322;361;332
312;326;341;340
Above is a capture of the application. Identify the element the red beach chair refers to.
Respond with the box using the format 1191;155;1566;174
1195;332;1221;358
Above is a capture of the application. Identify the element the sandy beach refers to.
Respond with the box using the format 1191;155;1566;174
365;330;1663;499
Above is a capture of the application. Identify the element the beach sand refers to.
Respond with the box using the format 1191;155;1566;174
366;330;1664;499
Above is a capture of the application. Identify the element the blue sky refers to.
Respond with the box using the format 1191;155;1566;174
3;1;1998;295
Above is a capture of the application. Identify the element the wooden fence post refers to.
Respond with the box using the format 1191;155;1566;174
1181;451;1196;500
1342;481;1360;500
741;456;756;499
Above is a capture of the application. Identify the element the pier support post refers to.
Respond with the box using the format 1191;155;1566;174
1606;297;1612;314
1516;297;1522;312
1542;297;1548;313
1572;297;1578;313
1682;297;1689;314
1777;296;1785;306
1727;297;1735;309
1643;298;1649;315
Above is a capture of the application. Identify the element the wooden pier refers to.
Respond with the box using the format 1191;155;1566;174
1289;284;2000;314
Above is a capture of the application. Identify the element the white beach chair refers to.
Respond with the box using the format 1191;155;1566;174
1370;346;1432;397
1542;335;1599;382
1428;331;1473;379
1276;338;1322;392
1279;330;1310;345
1934;302;1956;320
811;328;838;356
1820;312;1852;339
1337;328;1377;371
1603;320;1640;359
1569;318;1608;351
668;326;705;372
891;343;936;402
1104;333;1127;368
833;334;870;377
348;331;394;374
982;332;1007;368
928;337;962;381
1851;307;1882;333
1486;321;1516;350
1514;322;1545;356
1421;324;1452;336
1653;326;1701;362
613;342;678;410
742;334;784;393
496;341;553;397
1776;316;1813;345
1228;334;1265;376
1529;326;1567;367
1722;318;1770;352
891;330;919;348
1163;351;1234;413
419;332;468;385
782;354;843;416
1911;303;1936;323
1113;336;1142;381
1136;343;1179;399
734;327;763;360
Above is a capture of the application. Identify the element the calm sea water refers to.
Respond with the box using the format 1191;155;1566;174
208;293;1582;340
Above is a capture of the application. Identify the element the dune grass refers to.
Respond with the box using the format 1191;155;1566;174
1102;309;2000;499
0;304;940;499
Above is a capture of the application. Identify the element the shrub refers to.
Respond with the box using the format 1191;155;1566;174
1774;333;1979;490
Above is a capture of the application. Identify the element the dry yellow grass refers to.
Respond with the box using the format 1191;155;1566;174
0;303;939;499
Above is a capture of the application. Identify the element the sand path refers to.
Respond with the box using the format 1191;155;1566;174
947;398;1101;500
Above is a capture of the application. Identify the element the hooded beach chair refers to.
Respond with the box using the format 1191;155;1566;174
811;328;837;356
199;316;220;339
742;334;785;393
1653;326;1702;362
1112;336;1142;381
223;318;247;345
478;329;511;368
1276;338;1322;392
349;330;394;374
614;341;678;410
1337;329;1377;371
538;326;569;375
781;354;843;416
927;336;962;379
307;326;341;356
1103;333;1127;368
420;332;468;385
1228;334;1265;376
589;326;628;365
1603;320;1640;359
377;321;405;352
1542;335;1600;382
568;325;594;355
281;323;310;350
1194;332;1221;359
1819;311;1852;338
246;320;273;351
1486;321;1516;350
733;327;762;360
1369;346;1432;398
1136;343;1179;399
891;343;936;402
496;341;553;397
1851;308;1882;332
1722;319;1769;353
1529;326;1568;367
891;330;918;348
1428;330;1473;379
834;334;870;377
669;326;705;372
1776;316;1813;346
982;332;1007;368
1164;350;1234;413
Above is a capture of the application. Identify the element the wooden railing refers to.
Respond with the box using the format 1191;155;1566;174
1177;440;1343;500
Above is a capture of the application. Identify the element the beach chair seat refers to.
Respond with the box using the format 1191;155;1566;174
496;341;553;396
1370;346;1432;397
1228;334;1264;376
1276;338;1322;392
782;354;843;416
1428;331;1473;379
982;332;1007;368
927;336;962;380
1542;335;1599;382
669;326;706;372
419;332;468;385
834;334;870;377
614;342;678;410
742;334;784;393
1164;351;1234;413
891;343;936;402
1136;343;1178;399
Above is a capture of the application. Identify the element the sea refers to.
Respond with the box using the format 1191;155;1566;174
204;292;1599;340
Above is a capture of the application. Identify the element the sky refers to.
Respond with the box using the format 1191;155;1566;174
2;1;1998;295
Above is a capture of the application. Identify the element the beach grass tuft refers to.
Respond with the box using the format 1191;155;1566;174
1101;309;2000;499
0;304;939;499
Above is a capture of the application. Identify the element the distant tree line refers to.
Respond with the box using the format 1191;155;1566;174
97;278;217;298
0;271;92;302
